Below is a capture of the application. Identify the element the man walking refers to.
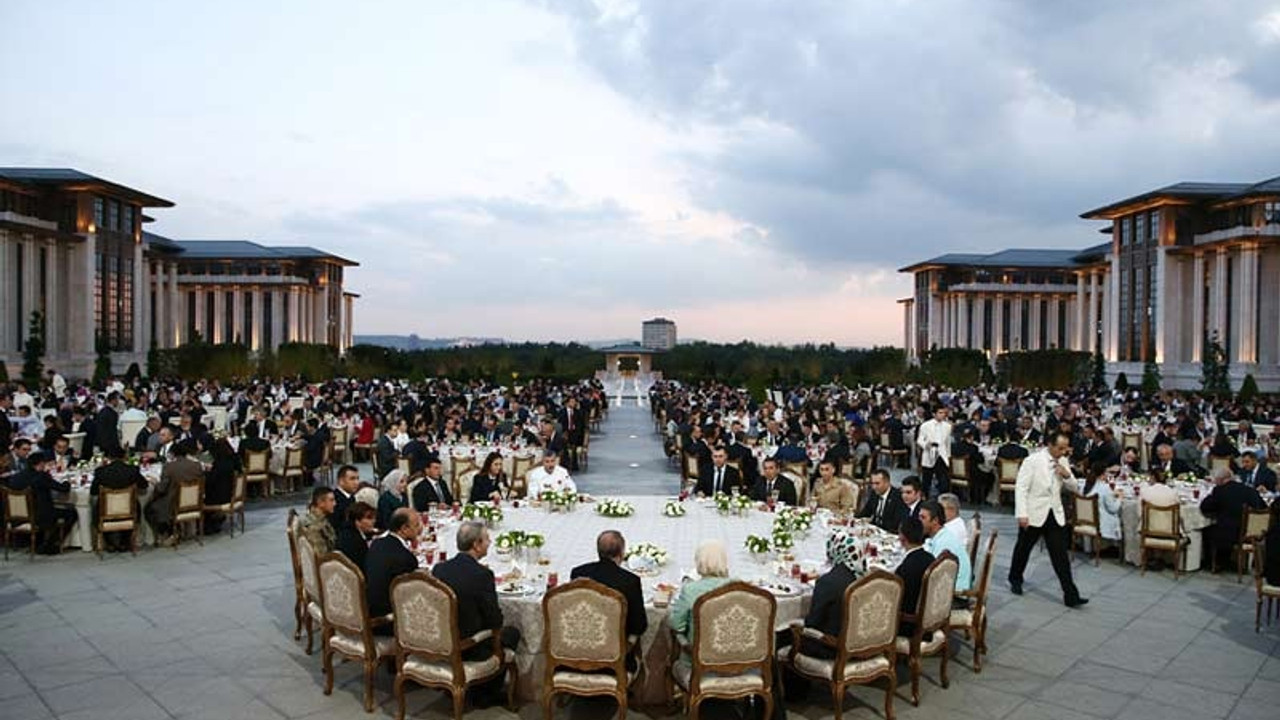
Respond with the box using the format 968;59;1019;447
1008;429;1088;608
915;405;952;497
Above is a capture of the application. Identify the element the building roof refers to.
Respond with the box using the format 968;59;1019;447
0;167;174;207
898;247;1102;273
1223;174;1280;200
142;231;184;253
598;343;661;355
1080;181;1253;219
172;240;358;266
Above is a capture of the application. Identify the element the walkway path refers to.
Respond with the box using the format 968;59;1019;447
577;398;676;497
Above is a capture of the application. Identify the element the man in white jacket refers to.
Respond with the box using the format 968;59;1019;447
1008;428;1088;608
915;405;953;497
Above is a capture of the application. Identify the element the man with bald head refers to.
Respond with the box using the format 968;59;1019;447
571;530;648;655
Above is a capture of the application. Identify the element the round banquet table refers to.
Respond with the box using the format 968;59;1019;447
433;444;540;479
1117;486;1212;571
419;496;902;705
54;465;161;551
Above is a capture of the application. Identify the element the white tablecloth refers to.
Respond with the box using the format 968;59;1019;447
422;496;899;704
55;465;161;552
1120;498;1211;571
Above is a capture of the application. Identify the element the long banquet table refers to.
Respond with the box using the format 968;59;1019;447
417;496;900;705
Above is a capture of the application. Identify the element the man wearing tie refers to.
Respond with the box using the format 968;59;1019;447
751;458;798;506
1008;429;1087;608
696;447;741;497
1238;451;1277;493
410;458;454;509
855;469;906;532
915;406;953;497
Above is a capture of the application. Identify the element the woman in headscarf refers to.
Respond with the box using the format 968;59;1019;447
375;468;409;531
798;530;865;658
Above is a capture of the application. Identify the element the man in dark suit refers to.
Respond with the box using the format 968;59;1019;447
540;417;567;464
894;517;935;637
242;407;277;444
303;418;329;484
365;508;421;618
1;438;33;483
1238;452;1277;493
695;447;741;496
375;425;400;479
7;452;77;554
1200;467;1266;571
996;441;1029;461
724;430;759;488
432;519;521;705
1153;443;1193;478
331;465;361;532
558;399;587;470
752;458;798;506
570;531;647;669
855;469;906;533
95;393;123;457
411;458;454;510
90;445;149;551
0;393;13;453
900;476;923;521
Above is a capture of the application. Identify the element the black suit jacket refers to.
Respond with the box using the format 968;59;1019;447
894;547;936;636
1154;458;1194;477
336;525;371;572
411;475;454;510
365;535;418;617
1200;481;1265;547
332;488;357;531
751;475;798;507
804;564;859;641
696;464;742;496
432;553;504;655
96;406;121;456
89;459;148;496
569;560;648;638
243;419;278;440
856;487;907;533
1239;466;1277;493
7;468;71;527
469;474;504;503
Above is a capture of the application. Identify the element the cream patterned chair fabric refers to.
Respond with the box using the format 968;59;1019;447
671;582;776;720
781;570;902;720
951;528;998;671
296;534;325;655
542;579;636;719
204;473;247;537
3;488;37;560
244;449;270;497
172;478;205;546
319;553;397;713
96;486;138;557
897;553;959;706
390;572;515;720
1253;542;1280;632
286;509;307;643
1140;502;1189;577
457;470;478;505
1072;492;1102;565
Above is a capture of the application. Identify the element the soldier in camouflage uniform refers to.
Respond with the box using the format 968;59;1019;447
298;486;337;555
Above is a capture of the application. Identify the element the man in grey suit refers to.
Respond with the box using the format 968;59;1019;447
146;439;203;545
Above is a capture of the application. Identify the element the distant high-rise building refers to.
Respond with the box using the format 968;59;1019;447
642;317;677;350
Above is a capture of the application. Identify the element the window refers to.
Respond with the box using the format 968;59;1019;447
1120;215;1132;246
1135;213;1146;247
107;200;119;231
1148;210;1160;241
122;205;134;235
1266;202;1280;224
93;197;104;230
263;291;273;350
118;257;133;349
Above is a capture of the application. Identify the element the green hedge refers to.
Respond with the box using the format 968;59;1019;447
996;349;1093;390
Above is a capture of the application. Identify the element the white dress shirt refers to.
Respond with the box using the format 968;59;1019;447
1014;448;1069;527
526;465;576;497
915;419;953;468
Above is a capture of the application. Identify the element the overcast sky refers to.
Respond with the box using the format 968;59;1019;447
3;0;1279;346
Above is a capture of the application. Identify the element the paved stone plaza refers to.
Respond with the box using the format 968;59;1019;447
1;402;1278;719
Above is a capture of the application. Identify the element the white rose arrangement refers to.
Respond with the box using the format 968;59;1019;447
744;534;771;554
595;498;635;517
461;503;504;525
624;542;670;566
662;499;687;517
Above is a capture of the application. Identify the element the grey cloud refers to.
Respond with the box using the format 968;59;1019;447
540;0;1280;265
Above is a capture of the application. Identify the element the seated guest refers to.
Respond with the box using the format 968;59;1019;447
0;438;32;482
797;530;865;658
670;539;733;648
772;433;809;463
894;517;936;637
146;440;203;545
1120;446;1142;473
937;492;969;549
242;407;277;446
432;520;521;704
695;447;741;497
49;434;76;471
921;499;971;593
526;451;577;498
752;457;798;506
1078;464;1122;546
332;464;361;531
1161;437;1198;476
7;451;77;554
1265;503;1280;586
811;459;857;512
1238;451;1277;493
570;530;648;669
951;429;990;501
336;501;377;571
410;458;454;509
366;508;422;619
376;469;409;530
996;440;1029;461
375;423;400;479
900;476;923;520
298;486;337;555
135;416;162;455
303;418;330;483
469;451;508;503
856;469;906;532
1200;466;1265;571
204;438;242;533
90;444;148;552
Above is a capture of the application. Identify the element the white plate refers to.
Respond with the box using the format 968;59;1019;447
757;581;800;597
497;583;536;596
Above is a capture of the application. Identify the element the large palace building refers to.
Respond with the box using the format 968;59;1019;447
0;168;357;379
900;174;1280;390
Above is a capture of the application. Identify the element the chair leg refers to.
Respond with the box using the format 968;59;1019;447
760;693;772;720
940;640;950;688
831;682;844;720
363;660;375;712
543;691;555;720
293;599;303;641
885;673;896;720
305;615;315;655
506;664;518;710
451;689;466;720
1139;546;1147;576
394;673;406;720
1258;598;1264;633
322;645;334;695
910;656;921;706
96;530;103;560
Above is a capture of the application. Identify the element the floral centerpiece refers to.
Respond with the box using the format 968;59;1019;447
494;530;526;551
744;534;771;554
624;542;669;575
540;489;577;511
662;499;687;517
461;503;504;526
595;498;635;517
713;492;753;515
774;507;814;535
771;526;795;552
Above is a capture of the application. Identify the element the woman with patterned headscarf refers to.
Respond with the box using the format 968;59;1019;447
796;530;865;659
375;468;409;530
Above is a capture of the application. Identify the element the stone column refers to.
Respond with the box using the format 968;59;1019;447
232;288;244;345
1029;296;1042;350
1107;259;1120;361
287;287;299;342
1047;298;1059;349
1191;253;1205;362
272;289;284;351
1210;248;1228;346
20;237;37;344
972;296;986;350
78;234;97;360
0;236;10;354
958;296;970;348
1010;297;1023;351
992;296;1005;356
251;288;263;351
43;242;60;357
154;263;166;350
1075;274;1086;350
1237;243;1259;364
212;286;225;344
345;294;354;351
1153;248;1167;363
132;242;145;355
903;302;913;359
168;264;180;346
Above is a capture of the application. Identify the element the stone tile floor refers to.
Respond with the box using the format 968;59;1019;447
1;402;1277;719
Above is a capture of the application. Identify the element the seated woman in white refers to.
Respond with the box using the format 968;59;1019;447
526;452;577;497
1078;467;1122;543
